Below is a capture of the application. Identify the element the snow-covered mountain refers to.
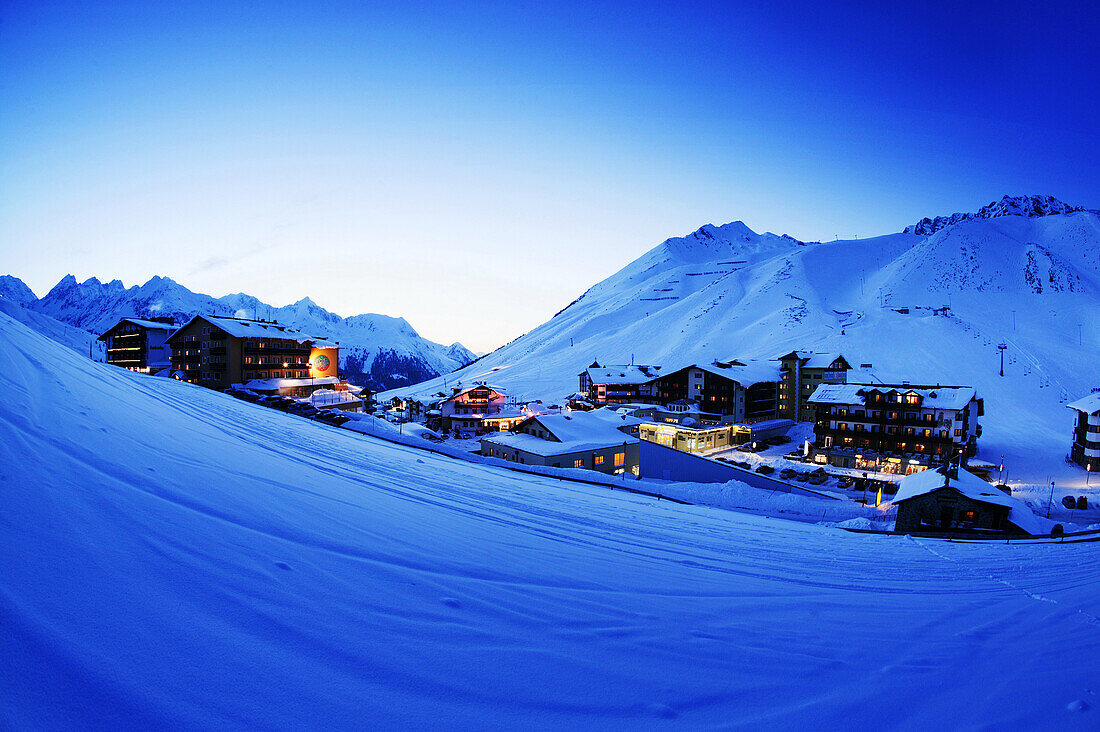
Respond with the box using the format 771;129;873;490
388;196;1100;494
0;274;37;306
12;274;474;389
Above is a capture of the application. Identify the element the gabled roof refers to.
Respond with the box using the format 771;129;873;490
659;360;779;387
167;314;330;344
807;383;977;410
1067;392;1100;415
440;384;506;403
98;317;175;339
777;351;849;370
890;465;1054;536
482;408;637;456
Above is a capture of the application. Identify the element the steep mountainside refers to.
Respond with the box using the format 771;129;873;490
387;199;1100;494
0;274;37;306
21;275;473;389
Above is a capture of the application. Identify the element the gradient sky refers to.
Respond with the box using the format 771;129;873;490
2;1;1097;352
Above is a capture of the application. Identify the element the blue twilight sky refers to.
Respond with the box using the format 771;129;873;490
1;1;1097;352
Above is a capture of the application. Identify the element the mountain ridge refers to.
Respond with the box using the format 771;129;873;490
7;274;475;389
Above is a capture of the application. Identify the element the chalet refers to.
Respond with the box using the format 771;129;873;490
439;384;510;436
165;315;339;393
97;317;176;374
808;383;983;474
578;361;661;405
645;359;778;420
480;409;639;475
1066;392;1100;471
891;464;1054;536
777;352;851;421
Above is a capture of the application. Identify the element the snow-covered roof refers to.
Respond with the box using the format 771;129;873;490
779;351;848;369
440;384;506;402
483;417;637;456
807;383;977;410
584;365;659;385
890;466;1054;536
99;317;176;338
663;360;779;386
483;408;637;456
1067;392;1100;415
170;315;333;345
120;317;175;332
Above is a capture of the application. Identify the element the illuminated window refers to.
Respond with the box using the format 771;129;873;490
574;459;584;468
614;452;625;467
594;455;605;465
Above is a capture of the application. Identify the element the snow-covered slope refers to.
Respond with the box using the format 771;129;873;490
21;274;474;389
0;297;104;359
389;199;1100;496
1;310;1098;729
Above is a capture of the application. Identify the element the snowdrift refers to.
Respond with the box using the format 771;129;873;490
2;311;1098;729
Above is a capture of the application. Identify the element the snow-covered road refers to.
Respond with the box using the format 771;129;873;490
2;311;1098;729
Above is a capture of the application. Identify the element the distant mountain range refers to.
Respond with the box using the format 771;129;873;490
0;274;474;390
386;194;1100;490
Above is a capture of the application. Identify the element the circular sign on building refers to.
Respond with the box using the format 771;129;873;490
313;354;331;371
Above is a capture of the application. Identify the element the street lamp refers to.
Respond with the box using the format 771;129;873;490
997;343;1007;377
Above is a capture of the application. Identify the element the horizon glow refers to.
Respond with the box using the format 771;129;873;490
2;1;1098;352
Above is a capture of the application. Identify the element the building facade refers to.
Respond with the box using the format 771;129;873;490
645;360;778;420
808;383;983;474
166;315;337;391
777;352;851;421
438;385;508;435
1067;392;1100;470
98;317;176;374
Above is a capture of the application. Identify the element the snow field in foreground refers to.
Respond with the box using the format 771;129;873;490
2;311;1099;730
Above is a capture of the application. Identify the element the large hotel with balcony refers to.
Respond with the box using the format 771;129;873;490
166;315;338;392
807;383;983;474
98;317;176;374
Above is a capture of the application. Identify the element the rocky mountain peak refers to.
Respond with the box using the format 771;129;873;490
0;275;38;305
904;195;1084;236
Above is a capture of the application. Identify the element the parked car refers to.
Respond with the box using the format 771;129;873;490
808;473;828;485
779;468;797;480
754;465;775;475
836;476;854;488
